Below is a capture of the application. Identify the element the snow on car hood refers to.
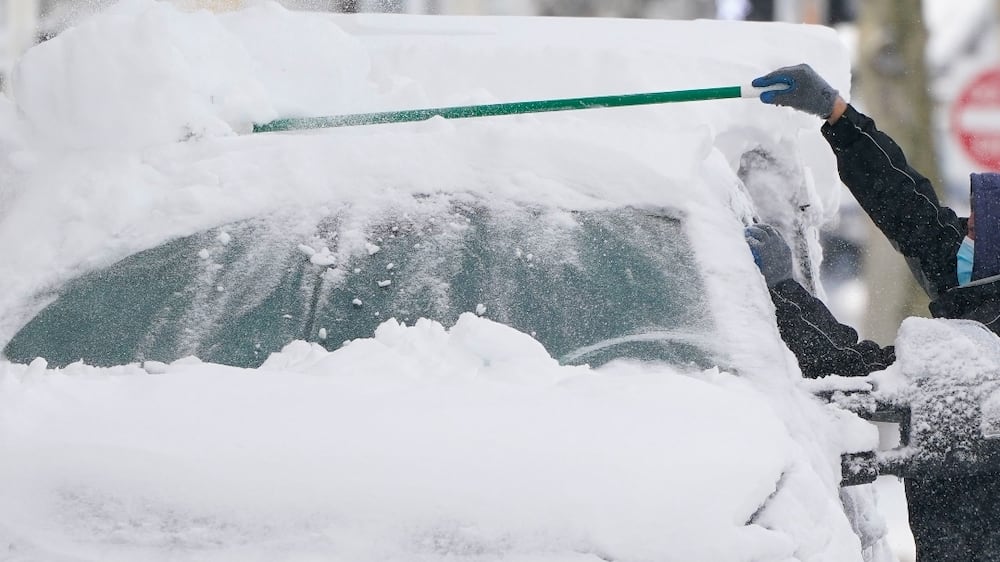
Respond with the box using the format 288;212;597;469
1;313;855;561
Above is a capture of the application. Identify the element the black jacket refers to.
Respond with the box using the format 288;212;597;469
770;105;1000;561
771;105;1000;378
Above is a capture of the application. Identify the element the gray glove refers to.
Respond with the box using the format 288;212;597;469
752;64;839;119
745;224;793;287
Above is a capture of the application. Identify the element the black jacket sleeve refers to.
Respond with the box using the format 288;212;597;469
770;278;895;378
822;105;966;298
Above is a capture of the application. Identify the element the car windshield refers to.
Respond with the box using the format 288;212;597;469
5;195;717;370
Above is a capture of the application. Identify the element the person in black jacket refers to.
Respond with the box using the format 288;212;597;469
747;64;1000;561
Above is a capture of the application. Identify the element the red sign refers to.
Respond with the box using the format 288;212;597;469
952;68;1000;171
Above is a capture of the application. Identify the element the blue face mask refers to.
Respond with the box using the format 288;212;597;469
958;236;975;285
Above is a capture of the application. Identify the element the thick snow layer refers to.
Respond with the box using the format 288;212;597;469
870;317;1000;477
1;315;821;561
0;1;849;345
0;2;879;560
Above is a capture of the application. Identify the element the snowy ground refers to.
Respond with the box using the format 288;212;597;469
0;2;889;560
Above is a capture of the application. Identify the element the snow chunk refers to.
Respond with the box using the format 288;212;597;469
13;0;274;149
28;356;47;371
323;267;346;284
142;360;169;374
309;247;337;266
800;375;873;395
894;317;1000;382
365;242;381;256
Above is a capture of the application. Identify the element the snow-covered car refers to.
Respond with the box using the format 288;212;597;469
0;3;888;561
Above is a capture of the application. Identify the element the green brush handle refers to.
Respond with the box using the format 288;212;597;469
253;85;752;133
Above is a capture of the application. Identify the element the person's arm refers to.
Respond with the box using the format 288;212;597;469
752;64;965;296
746;225;895;378
822;105;965;296
769;278;895;378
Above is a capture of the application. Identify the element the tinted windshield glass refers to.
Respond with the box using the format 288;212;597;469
5;197;717;369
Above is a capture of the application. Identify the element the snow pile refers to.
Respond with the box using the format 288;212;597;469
12;0;374;149
1;314;827;561
869;317;1000;476
893;317;1000;383
15;1;267;148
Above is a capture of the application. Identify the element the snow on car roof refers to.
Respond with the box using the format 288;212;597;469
0;2;847;345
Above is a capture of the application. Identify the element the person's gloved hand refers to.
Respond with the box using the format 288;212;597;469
752;64;839;119
745;224;793;287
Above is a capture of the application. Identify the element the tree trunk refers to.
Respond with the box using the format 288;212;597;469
856;0;942;345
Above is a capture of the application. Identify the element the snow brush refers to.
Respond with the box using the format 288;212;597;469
252;83;784;133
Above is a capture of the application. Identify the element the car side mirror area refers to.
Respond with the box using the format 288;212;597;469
807;380;910;487
809;353;1000;488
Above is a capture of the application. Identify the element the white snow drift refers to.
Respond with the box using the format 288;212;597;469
1;315;802;561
